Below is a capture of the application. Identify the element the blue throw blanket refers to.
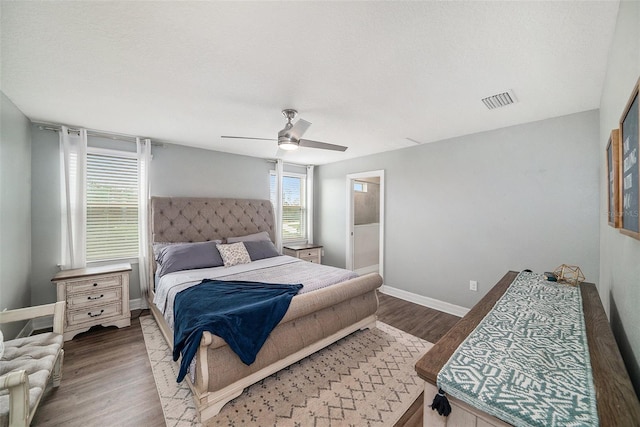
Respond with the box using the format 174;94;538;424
173;279;303;382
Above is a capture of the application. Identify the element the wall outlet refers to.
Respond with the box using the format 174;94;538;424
469;280;478;291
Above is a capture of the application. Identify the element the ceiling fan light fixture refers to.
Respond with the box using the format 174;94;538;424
278;140;299;150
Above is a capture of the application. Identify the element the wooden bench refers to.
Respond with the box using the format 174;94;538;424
415;271;640;426
0;302;65;426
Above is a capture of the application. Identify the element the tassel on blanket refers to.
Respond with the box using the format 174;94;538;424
431;388;452;416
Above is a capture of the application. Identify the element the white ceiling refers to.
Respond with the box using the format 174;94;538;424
1;1;619;165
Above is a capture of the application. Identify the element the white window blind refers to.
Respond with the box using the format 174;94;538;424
86;151;139;261
270;172;306;242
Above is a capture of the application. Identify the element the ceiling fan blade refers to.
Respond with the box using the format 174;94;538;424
287;119;311;140
299;139;348;152
221;135;277;141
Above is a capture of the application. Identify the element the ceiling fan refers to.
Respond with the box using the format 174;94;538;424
221;109;348;154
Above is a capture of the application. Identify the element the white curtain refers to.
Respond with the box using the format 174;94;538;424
275;159;284;252
60;126;87;269
306;165;314;244
137;138;152;307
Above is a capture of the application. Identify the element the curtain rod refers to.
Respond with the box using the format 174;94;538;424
34;122;164;146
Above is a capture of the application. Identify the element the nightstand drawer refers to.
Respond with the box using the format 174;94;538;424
283;244;323;265
66;275;122;294
299;249;320;258
67;302;122;326
67;287;122;308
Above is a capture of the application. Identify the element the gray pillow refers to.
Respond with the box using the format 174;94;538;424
226;231;271;243
243;240;280;261
154;240;221;264
156;241;223;277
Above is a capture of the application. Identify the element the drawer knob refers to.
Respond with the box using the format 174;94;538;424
93;283;98;287
88;294;104;300
88;309;104;318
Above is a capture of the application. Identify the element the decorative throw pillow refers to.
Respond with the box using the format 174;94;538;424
217;242;252;267
243;240;280;261
226;231;271;243
156;241;224;277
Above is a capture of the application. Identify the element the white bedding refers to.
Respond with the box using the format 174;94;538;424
153;255;358;330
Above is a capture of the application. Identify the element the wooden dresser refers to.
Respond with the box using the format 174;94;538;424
415;271;640;427
52;263;132;341
283;243;323;264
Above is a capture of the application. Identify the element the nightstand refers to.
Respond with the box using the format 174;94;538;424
52;263;132;341
283;243;323;264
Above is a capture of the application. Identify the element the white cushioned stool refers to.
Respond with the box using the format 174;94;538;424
0;302;65;426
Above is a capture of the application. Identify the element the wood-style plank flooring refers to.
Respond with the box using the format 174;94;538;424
33;292;460;426
377;293;461;427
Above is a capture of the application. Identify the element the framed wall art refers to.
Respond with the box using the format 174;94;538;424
619;78;640;239
607;129;621;228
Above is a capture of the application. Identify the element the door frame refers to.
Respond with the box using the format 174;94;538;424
345;170;385;278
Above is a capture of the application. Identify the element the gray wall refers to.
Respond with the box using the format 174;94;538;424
30;123;62;306
28;128;272;306
0;92;32;338
151;143;271;199
598;0;640;395
316;110;600;309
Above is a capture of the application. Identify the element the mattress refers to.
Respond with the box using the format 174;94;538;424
153;255;358;330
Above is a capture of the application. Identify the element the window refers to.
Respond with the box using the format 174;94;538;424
354;181;368;192
85;149;139;261
270;172;307;242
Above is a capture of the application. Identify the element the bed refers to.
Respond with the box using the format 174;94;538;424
415;271;640;427
147;197;382;422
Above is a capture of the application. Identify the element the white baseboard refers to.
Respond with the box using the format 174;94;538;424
355;264;379;276
380;285;469;318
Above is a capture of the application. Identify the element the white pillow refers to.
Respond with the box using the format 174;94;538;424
216;243;252;267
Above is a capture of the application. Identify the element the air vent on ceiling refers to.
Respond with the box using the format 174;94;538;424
481;90;517;110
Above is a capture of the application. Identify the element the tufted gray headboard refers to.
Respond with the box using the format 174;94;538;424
151;197;276;245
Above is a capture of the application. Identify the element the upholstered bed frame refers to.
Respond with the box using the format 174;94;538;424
147;197;382;422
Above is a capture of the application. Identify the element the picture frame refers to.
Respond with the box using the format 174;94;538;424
607;129;621;228
619;78;640;239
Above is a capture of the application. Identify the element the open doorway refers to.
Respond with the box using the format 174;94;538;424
345;170;384;278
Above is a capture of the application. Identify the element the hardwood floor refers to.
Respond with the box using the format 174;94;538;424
32;293;460;426
32;311;165;426
377;293;461;344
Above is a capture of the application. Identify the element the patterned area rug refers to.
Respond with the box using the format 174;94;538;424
141;316;432;426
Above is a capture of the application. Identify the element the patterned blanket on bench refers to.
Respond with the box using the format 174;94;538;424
437;271;599;426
